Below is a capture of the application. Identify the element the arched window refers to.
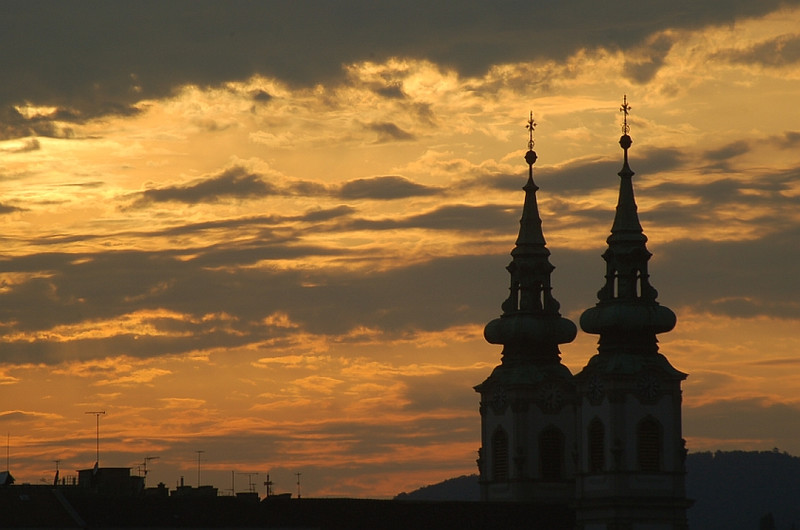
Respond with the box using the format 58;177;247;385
539;427;564;481
492;427;509;481
637;416;662;472
588;419;605;473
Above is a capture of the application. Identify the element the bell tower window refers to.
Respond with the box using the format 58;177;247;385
492;427;509;481
637;416;662;472
588;418;605;472
539;427;564;481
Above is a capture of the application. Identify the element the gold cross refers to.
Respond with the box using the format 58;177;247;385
526;110;537;150
620;95;631;135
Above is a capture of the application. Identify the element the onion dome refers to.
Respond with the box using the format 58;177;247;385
484;112;577;365
579;96;676;357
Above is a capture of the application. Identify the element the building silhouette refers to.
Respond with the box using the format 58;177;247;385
476;99;691;529
475;111;578;503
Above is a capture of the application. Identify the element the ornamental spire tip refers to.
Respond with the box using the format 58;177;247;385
619;95;633;151
620;95;631;135
525;110;538;166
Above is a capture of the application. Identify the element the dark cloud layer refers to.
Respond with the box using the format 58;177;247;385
364;122;416;143
685;398;800;446
0;410;37;422
0;0;794;135
503;147;686;196
656;226;800;319
1;197;795;365
333;203;517;235
129;169;445;207
337;176;438;200
717;34;800;67
0;244;506;364
623;33;679;84
0;203;24;215
1;142;798;364
131;166;277;206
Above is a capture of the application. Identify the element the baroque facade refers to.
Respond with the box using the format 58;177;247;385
475;100;691;529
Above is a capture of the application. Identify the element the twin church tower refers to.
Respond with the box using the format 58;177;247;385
475;98;691;529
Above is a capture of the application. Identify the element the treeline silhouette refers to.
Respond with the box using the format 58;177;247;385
396;450;800;530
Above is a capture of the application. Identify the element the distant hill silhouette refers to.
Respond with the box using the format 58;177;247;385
395;450;800;530
395;475;481;502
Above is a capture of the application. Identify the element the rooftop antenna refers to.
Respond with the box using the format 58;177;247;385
195;450;205;487
242;472;259;494
264;473;273;498
53;459;60;486
141;456;159;486
296;472;302;498
84;411;105;466
5;432;8;472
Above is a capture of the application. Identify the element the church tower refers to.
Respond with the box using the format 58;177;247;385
574;97;691;529
475;113;578;503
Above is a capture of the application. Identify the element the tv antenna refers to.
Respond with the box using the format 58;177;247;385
296;472;302;498
195;450;205;487
264;473;273;498
141;456;159;486
241;472;259;493
84;411;105;466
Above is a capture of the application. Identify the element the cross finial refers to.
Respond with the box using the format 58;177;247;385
526;110;536;151
620;95;631;135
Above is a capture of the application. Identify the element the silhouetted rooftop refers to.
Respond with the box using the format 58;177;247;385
0;485;574;529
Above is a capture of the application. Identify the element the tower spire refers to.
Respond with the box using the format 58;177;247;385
476;112;578;504
574;96;690;530
515;110;546;250
610;94;645;241
483;111;576;363
580;96;676;355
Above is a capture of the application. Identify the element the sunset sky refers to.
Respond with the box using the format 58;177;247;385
1;0;799;497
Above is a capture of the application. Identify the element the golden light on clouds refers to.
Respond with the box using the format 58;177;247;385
0;2;799;498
